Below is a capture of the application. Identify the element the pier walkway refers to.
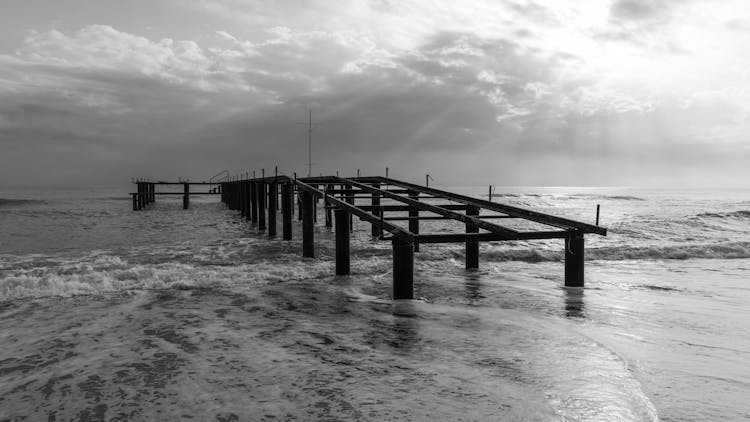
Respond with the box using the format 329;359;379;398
131;175;606;299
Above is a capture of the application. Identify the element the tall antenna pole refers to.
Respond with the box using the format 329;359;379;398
308;109;312;177
297;108;320;178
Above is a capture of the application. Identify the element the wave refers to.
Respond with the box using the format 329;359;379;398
416;241;750;263
607;195;645;201
697;210;750;220
0;198;46;208
486;193;645;201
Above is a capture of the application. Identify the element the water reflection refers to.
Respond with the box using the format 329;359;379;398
563;287;586;319
389;301;419;351
464;273;485;304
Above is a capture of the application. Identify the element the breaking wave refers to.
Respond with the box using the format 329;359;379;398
697;210;750;220
417;241;750;263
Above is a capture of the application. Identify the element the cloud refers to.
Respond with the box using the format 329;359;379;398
1;3;749;188
610;0;667;21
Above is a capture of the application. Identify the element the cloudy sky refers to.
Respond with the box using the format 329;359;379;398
1;0;749;187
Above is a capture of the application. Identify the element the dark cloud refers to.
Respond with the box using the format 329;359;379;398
0;16;746;188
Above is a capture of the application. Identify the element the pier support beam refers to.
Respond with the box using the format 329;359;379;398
345;185;354;230
258;182;266;231
392;238;414;300
564;231;584;287
408;191;419;252
298;193;303;221
245;182;252;221
132;193;138;211
228;183;234;210
324;185;333;228
466;205;479;269
183;183;189;210
268;181;277;237
251;182;258;223
282;182;293;240
371;182;381;237
302;191;315;258
335;208;350;275
240;181;246;218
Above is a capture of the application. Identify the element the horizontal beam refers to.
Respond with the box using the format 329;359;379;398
130;192;220;195
135;176;293;185
338;178;520;240
294;180;413;242
376;177;606;236
316;188;418;195
384;215;517;221
355;204;468;212
415;231;568;243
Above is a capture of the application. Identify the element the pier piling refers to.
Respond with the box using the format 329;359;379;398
258;182;266;231
183;183;189;210
302;191;315;258
564;231;585;287
335;208;350;275
392;238;414;300
324;185;333;228
268;181;277;237
282;182;293;240
408;191;420;252
251;182;258;223
245;182;252;221
371;183;381;237
466;205;479;269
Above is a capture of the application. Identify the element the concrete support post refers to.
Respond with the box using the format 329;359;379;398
228;183;234;210
268;182;277;237
345;185;354;231
466;205;479;269
371;183;381;237
240;181;247;217
324;185;333;228
302;191;315;258
297;197;303;221
408;191;419;252
183;183;189;210
392;238;414;300
251;182;258;223
258;182;266;231
245;182;252;221
132;193;138;211
565;231;585;287
282;182;293;240
233;182;238;210
335;208;350;275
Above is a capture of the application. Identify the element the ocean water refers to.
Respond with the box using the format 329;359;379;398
1;184;749;421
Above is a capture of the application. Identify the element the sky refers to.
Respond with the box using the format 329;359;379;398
1;0;749;187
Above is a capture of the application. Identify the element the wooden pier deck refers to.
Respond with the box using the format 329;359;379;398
131;175;606;299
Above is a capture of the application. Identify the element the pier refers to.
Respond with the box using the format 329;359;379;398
131;175;606;299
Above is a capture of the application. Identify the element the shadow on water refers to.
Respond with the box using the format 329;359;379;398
563;287;586;319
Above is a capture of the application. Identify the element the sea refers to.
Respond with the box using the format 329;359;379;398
1;184;749;421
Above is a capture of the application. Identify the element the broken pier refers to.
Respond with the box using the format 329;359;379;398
131;175;607;299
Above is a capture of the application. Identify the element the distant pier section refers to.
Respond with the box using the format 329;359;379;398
131;174;606;299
